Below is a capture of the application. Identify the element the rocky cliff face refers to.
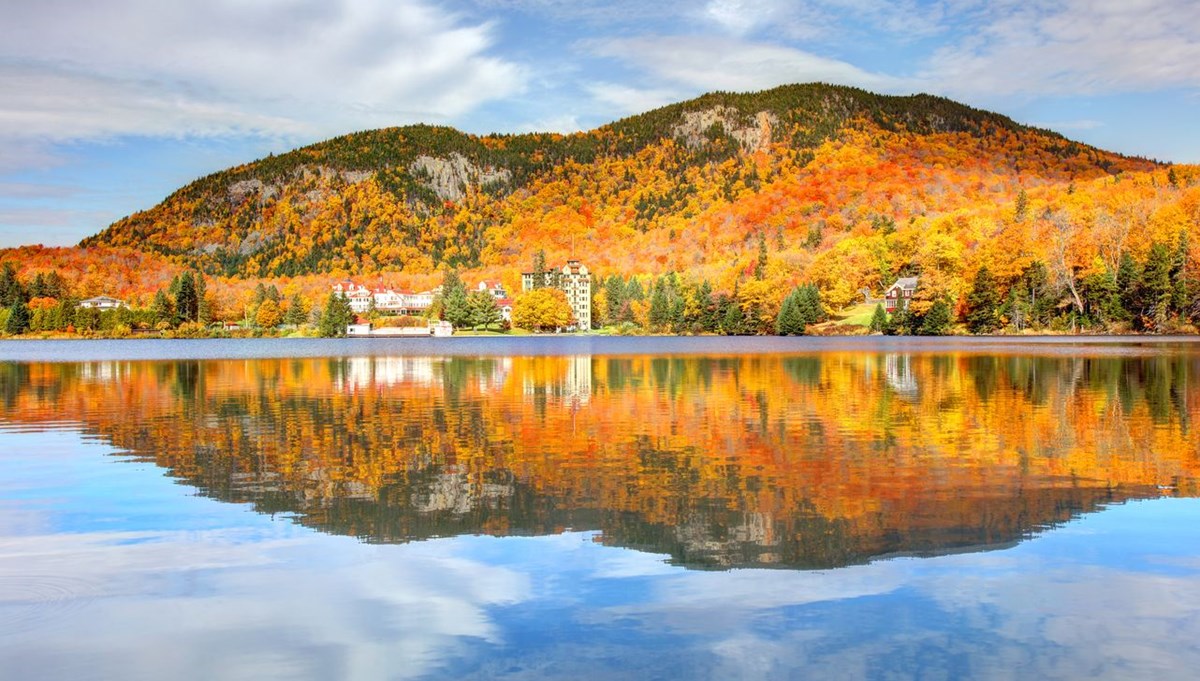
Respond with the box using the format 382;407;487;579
671;107;778;152
409;153;512;202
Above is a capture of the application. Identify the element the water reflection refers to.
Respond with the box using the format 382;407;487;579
2;351;1198;569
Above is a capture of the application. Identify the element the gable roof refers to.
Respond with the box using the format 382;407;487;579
889;277;918;291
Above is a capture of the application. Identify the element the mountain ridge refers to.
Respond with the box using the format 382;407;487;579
80;82;1154;284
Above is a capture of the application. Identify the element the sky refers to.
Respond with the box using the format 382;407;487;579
1;0;1198;248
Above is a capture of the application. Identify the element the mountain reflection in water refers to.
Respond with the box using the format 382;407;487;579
2;351;1197;570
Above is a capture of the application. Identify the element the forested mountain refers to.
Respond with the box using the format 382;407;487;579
79;84;1153;277
5;83;1198;332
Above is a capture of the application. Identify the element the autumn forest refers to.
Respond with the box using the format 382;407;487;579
2;83;1199;335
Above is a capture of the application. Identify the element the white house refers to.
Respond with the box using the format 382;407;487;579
332;282;436;315
78;296;127;310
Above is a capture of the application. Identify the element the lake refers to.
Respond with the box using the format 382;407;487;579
2;337;1200;680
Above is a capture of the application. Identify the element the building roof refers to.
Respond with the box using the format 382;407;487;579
889;277;919;291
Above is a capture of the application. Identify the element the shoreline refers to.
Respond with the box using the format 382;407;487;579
4;334;1200;363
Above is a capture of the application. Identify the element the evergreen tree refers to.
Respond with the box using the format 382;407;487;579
284;294;308;326
1014;188;1029;222
604;275;625;324
1142;242;1175;330
1021;262;1054;328
530;250;547;289
805;222;823;248
794;284;826;326
467;290;501;330
174;271;199;324
4;300;30;335
0;262;25;307
755;231;768;280
194;272;211;323
318;292;353;337
775;288;805;335
1116;252;1141;320
964;266;1000;333
625;277;644;302
717;295;744;335
648;280;670;330
440;269;471;328
919;299;952;335
868;304;887;333
1082;267;1122;326
695;280;718;333
151;290;175;326
1171;233;1192;315
668;294;686;333
1004;279;1030;332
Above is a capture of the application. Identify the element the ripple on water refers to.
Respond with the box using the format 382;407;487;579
0;574;96;632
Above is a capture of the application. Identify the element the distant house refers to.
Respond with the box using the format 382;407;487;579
332;282;435;315
496;297;514;323
884;277;918;312
522;259;591;330
475;280;508;300
78;296;127;310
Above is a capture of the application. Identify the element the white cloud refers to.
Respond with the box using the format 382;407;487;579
0;529;531;680
0;0;525;144
585;82;682;117
589;35;907;94
922;0;1200;96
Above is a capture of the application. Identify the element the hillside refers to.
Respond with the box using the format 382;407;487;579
79;84;1152;277
6;83;1199;330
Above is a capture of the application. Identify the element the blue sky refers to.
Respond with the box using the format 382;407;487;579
1;0;1198;248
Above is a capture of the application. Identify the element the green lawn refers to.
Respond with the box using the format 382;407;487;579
838;302;883;327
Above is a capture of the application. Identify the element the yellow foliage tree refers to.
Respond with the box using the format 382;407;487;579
256;298;283;328
512;288;574;331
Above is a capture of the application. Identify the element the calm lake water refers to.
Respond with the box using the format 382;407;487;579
2;337;1200;680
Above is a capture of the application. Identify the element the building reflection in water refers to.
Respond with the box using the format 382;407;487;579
2;350;1198;570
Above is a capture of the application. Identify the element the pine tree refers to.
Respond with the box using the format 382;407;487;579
0;263;25;307
794;284;826;326
1171;233;1192;315
755;231;768;280
4;300;30;335
965;266;1000;333
718;295;744;335
604;276;625;325
1116;252;1140;320
695;281;718;333
318;292;352;337
648;280;670;330
1014;189;1029;222
1143;243;1175;331
440;269;471;328
919;299;952;335
868;304;887;333
284;294;308;326
467;290;500;330
775;288;805;335
531;250;547;289
174;272;198;324
194;272;211;323
151;290;175;326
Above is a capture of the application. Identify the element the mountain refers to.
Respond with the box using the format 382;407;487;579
5;82;1195;323
77;84;1165;292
